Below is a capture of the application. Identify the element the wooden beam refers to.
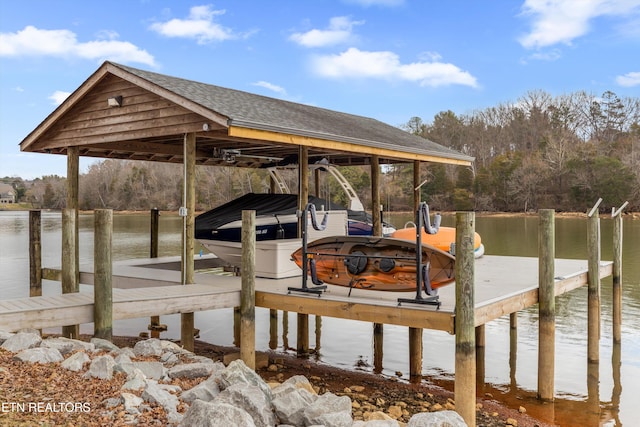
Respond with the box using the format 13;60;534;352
181;132;196;352
228;126;472;166
538;209;555;402
94;209;113;341
371;155;381;236
240;210;256;369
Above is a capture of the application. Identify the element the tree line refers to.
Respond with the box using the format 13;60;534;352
3;89;639;214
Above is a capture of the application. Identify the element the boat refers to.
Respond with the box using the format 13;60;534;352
392;226;485;258
195;192;394;243
290;236;455;292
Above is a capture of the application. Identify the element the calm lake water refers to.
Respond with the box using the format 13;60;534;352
1;210;639;426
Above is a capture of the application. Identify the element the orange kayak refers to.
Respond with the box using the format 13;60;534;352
391;226;483;256
291;236;455;292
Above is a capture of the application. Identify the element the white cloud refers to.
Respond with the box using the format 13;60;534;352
311;47;478;88
149;5;238;44
0;25;156;66
49;90;71;106
290;16;364;47
518;0;640;49
616;71;640;86
252;81;287;95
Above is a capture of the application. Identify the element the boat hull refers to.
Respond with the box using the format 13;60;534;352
291;236;455;292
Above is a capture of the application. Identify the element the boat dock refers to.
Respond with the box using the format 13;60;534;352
1;253;612;335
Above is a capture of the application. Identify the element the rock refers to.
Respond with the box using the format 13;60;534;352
115;347;136;358
85;355;116;380
272;385;317;426
122;368;147;391
142;379;182;423
303;392;353;427
160;340;188;354
133;338;163;357
61;351;90;371
133;361;165;380
160;351;179;366
216;383;276;427
353;420;401;427
407;410;468;427
1;332;42;352
90;337;120;352
121;392;144;414
14;347;63;363
364;411;395;421
273;375;317;397
179;400;256;427
180;373;222;403
387;405;403;419
220;359;272;402
168;362;216;379
506;418;518;426
114;353;135;375
0;330;14;344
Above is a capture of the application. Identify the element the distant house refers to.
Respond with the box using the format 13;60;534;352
0;183;16;204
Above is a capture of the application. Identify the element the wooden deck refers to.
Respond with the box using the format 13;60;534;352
0;255;612;334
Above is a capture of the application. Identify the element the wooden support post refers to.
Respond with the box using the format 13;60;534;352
475;325;486;391
509;312;518;387
371;155;381;236
587;201;601;364
538;209;555;401
240;210;256;369
373;322;383;374
298;146;309;237
63;146;80;339
315;315;322;352
314;168;321;198
612;204;626;344
61;208;79;338
410;161;424;379
297;313;309;355
29;210;42;298
181;132;196;352
149;208;162;338
269;309;278;350
282;311;290;350
94;209;113;341
409;327;422;379
455;212;476;427
233;306;241;347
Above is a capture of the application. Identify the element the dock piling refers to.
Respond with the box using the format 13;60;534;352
454;212;476;427
611;202;627;344
240;210;256;369
587;200;602;364
61;208;79;338
538;209;555;401
94;209;113;341
29;210;42;298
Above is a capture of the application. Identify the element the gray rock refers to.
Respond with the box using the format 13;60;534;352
160;351;179;366
103;397;121;409
161;340;188;354
407;411;468;427
180;373;222;403
114;354;135;375
85;354;116;380
121;392;144;415
116;347;136;358
40;337;75;355
272;384;317;426
272;375;317;398
142;379;181;423
185;354;216;364
179;400;256;427
133;361;165;380
90;337;120;352
0;330;15;345
133;338;163;357
1;332;42;352
14;347;64;363
61;351;90;371
303;392;353;427
353;421;401;427
122;369;147;391
168;362;216;379
216;383;276;427
220;359;272;402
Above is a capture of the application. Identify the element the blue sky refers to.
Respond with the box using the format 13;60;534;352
1;0;639;179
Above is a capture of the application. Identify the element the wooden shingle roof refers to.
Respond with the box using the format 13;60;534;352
20;61;473;168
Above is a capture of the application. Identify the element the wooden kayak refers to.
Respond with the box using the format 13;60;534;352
290;236;455;292
391;226;484;257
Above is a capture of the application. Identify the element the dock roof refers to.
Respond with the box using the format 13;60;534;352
20;61;473;168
